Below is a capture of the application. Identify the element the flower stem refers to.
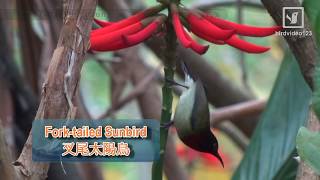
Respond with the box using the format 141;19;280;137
152;5;177;180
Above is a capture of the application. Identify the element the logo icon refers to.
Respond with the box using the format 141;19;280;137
282;7;304;28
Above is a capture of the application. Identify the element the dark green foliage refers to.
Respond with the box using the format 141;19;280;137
232;53;312;180
296;127;320;175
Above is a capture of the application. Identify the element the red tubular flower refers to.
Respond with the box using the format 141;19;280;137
124;16;165;46
175;7;279;54
90;3;279;55
91;5;164;37
94;18;113;27
92;40;128;52
203;14;282;37
192;25;270;53
90;17;157;51
226;35;270;53
91;16;165;52
90;21;143;50
171;4;192;48
189;27;226;45
171;4;208;54
182;29;209;55
185;11;235;41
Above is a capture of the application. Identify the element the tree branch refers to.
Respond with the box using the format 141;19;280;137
13;1;97;179
16;0;43;94
211;100;266;126
98;67;160;119
261;0;318;89
0;121;20;180
34;0;63;90
192;0;264;11
0;0;38;149
212;100;265;151
215;121;249;151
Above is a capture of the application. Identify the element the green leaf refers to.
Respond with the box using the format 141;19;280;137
273;151;299;180
296;127;320;175
232;53;312;180
303;0;320;26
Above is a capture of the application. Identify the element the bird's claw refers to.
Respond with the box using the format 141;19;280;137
160;121;174;129
165;77;189;89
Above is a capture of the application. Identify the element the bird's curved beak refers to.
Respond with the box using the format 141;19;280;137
211;151;224;168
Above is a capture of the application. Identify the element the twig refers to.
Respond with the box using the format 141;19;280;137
192;0;264;12
96;57;122;64
87;52;123;64
236;0;250;90
0;0;38;145
0;79;15;152
34;0;62;91
211;100;266;151
215;121;249;151
211;99;266;126
0;119;20;180
76;163;104;180
16;0;42;94
98;67;160;119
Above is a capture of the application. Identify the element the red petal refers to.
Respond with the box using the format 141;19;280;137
91;20;159;51
204;14;282;37
91;12;144;37
91;40;128;52
226;35;270;53
183;29;209;54
91;5;163;37
171;8;191;48
124;20;161;46
94;18;113;27
187;13;234;40
91;5;163;36
90;22;143;50
190;43;209;55
190;27;226;45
